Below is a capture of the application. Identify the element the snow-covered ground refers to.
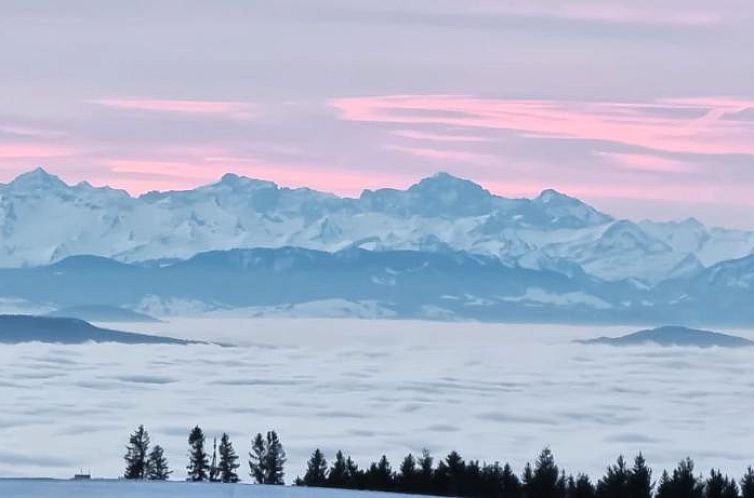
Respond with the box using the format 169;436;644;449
0;479;423;498
2;318;754;481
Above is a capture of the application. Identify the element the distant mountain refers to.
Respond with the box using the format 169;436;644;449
1;244;746;324
2;168;753;284
44;305;160;323
578;325;754;348
0;315;189;344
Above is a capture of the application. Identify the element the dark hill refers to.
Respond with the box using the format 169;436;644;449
578;325;753;348
0;315;189;345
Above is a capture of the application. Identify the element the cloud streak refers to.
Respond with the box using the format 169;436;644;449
332;95;754;156
89;98;258;120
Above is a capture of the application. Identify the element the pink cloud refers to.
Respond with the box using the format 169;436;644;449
332;95;754;156
89;98;257;119
596;152;692;173
0;143;75;159
384;145;494;165
390;129;491;143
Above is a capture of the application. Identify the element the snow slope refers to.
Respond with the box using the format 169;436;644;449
0;480;426;498
2;168;753;283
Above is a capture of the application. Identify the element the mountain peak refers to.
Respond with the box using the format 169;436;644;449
536;188;578;205
6;167;67;191
410;171;486;192
215;173;276;190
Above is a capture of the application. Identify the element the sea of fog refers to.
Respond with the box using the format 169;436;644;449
1;319;753;481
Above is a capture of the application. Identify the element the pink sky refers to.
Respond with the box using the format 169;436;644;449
1;1;753;226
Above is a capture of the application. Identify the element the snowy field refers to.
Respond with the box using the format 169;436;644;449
2;318;754;481
0;479;425;498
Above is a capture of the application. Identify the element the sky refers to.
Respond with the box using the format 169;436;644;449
0;0;753;227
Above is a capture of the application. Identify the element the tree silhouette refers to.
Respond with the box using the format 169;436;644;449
398;453;418;493
742;467;754;498
327;450;348;488
705;469;739;498
627;454;653;498
524;448;565;498
124;425;150;480
146;445;171;481
186;426;209;482
568;474;596;498
596;455;630;498
217;433;240;483
264;431;286;485
300;449;328;487
657;459;703;498
249;432;266;484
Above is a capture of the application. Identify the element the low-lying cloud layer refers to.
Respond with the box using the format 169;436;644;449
1;319;753;480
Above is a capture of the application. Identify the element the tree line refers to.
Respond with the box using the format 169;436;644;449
123;425;754;498
123;425;285;484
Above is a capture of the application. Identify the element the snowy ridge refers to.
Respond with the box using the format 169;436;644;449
2;169;753;284
0;480;430;498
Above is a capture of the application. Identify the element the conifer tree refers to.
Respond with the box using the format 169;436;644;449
328;450;348;488
345;455;360;488
264;431;287;485
445;451;466;496
525;448;564;498
627;454;653;498
146;445;171;481
705;469;739;498
301;449;328;487
209;437;220;482
398;453;418;493
596;455;630;498
217;433;240;483
124;425;150;480
249;432;266;484
502;462;522;498
742;467;754;498
186;426;209;482
249;431;287;484
657;459;704;498
418;449;435;494
369;455;394;491
568;474;596;498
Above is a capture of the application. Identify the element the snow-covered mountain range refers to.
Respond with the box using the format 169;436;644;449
2;168;754;285
2;168;754;324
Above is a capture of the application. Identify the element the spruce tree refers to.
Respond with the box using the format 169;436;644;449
209;437;220;482
186;426;209;482
418;449;435;494
398;453;417;493
345;455;360;488
328;450;348;488
568;474;596;498
369;455;394;491
742;467;754;498
249;431;286;484
301;449;328;487
249;432;266;484
627;454;653;498
264;431;287;485
502;462;522;498
706;469;739;498
596;455;630;498
657;458;704;498
526;448;564;498
124;425;150;479
146;445;171;480
445;451;466;496
217;433;240;483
